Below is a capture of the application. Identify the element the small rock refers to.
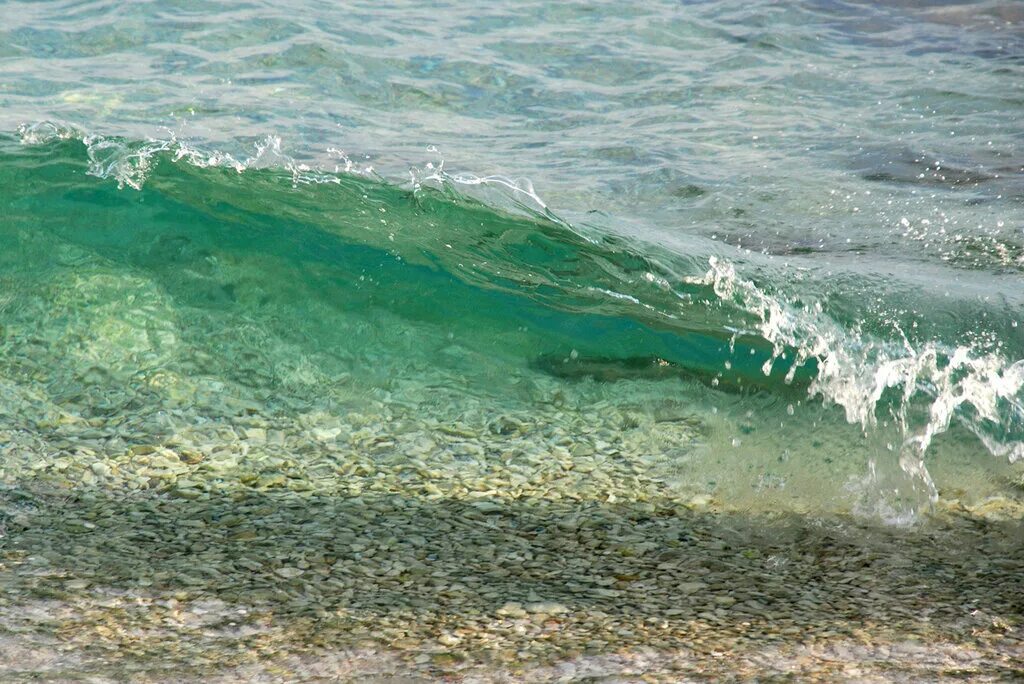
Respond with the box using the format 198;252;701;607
178;450;204;465
437;633;461;647
496;602;528;618
244;427;267;443
525;601;569;615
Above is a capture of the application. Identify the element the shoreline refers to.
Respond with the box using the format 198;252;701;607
2;478;1021;682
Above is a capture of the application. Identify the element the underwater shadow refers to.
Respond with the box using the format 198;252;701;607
3;481;1023;665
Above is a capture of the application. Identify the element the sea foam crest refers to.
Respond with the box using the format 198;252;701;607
410;157;548;210
406;149;573;230
691;256;1024;498
17;122;380;190
18;123;551;220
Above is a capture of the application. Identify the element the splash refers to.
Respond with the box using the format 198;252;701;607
19;122;555;220
691;256;1024;498
410;155;552;216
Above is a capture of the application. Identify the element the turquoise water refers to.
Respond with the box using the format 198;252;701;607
3;3;1024;680
1;1;1023;518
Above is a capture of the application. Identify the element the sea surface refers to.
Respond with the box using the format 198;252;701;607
0;0;1023;680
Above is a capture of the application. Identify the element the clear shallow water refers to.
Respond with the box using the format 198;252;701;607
0;0;1023;519
3;3;1024;681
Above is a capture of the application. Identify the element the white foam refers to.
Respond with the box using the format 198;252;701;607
690;256;1024;498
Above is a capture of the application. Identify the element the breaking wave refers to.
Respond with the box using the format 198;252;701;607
10;123;1024;498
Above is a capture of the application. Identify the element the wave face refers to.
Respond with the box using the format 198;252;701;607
1;131;1022;520
3;0;1023;524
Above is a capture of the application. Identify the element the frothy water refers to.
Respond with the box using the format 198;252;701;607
693;256;1024;498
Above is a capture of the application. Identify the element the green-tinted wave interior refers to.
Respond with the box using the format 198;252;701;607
1;134;1021;516
1;135;816;387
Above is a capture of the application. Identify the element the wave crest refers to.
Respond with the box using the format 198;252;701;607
11;124;1024;499
692;256;1024;498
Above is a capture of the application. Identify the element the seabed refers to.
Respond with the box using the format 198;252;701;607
2;401;1022;682
0;171;1021;681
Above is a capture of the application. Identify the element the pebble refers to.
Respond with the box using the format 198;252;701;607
525;602;569;615
497;602;528;619
0;277;1022;682
437;633;461;647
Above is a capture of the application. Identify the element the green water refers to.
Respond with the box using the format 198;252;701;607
2;2;1024;678
2;0;1023;515
1;134;1020;520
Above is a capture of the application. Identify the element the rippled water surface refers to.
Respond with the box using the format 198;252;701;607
3;0;1024;511
2;0;1024;680
2;0;1023;506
